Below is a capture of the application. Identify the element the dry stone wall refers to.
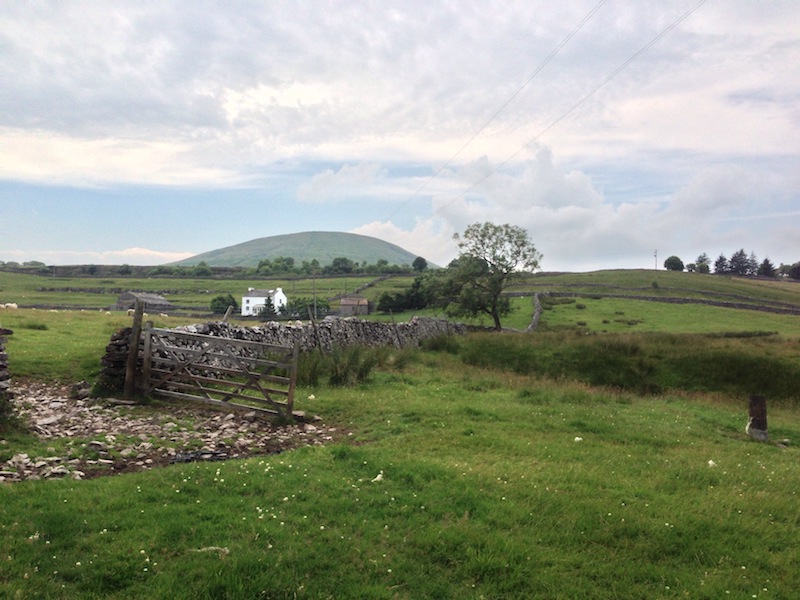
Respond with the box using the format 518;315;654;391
0;328;12;401
98;316;466;393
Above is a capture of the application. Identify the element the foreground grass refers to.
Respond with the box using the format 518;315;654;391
2;354;799;598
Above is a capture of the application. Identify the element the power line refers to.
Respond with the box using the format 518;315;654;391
387;0;607;219
430;0;706;218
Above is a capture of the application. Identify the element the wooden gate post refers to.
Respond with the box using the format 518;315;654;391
124;301;144;400
746;395;768;441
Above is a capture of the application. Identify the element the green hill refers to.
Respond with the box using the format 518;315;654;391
172;231;424;268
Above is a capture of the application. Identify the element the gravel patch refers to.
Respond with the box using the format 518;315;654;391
1;382;341;483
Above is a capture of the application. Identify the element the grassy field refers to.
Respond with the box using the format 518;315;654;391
0;271;375;313
2;269;800;598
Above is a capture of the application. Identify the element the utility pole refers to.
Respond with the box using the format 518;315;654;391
654;250;658;271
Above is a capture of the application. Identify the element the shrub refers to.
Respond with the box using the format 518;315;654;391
296;346;379;387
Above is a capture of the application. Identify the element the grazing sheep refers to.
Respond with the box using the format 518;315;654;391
105;311;112;316
127;308;135;316
159;313;169;318
4;303;18;310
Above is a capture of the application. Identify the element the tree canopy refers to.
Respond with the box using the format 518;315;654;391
427;222;541;330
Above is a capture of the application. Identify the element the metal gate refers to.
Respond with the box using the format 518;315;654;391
141;324;299;419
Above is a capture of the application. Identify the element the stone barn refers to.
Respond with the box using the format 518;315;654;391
339;295;370;317
116;292;172;312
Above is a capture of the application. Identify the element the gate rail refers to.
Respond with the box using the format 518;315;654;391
141;324;298;419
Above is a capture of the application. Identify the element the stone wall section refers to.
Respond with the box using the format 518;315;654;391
0;328;12;401
98;316;466;393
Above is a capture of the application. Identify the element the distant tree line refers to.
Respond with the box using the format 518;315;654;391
662;251;800;279
0;256;430;279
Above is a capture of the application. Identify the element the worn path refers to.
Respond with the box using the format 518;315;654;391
1;383;340;483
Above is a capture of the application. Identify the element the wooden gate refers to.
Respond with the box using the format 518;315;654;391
141;324;299;419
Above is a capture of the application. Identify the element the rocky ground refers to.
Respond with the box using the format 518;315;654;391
1;382;343;483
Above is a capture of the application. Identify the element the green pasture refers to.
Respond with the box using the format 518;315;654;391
2;353;799;598
537;296;800;336
0;271;378;312
519;269;800;308
2;269;800;597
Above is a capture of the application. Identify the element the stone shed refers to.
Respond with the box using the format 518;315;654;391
116;292;172;311
339;295;370;317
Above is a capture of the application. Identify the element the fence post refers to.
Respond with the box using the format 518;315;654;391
124;301;144;400
286;340;300;417
746;395;768;441
141;322;153;396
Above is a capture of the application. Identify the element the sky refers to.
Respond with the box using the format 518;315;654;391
1;1;798;272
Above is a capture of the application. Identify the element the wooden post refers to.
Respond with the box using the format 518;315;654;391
286;340;300;417
222;305;233;323
746;395;768;441
124;301;144;400
141;321;153;396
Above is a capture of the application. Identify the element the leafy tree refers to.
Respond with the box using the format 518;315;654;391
429;222;541;330
326;257;355;275
714;254;729;274
728;249;750;276
747;252;759;276
118;264;132;275
695;253;711;274
301;259;322;275
210;294;238;314
788;262;800;280
412;256;428;272
284;296;330;320
663;256;684;271
757;258;776;278
376;276;428;314
193;261;212;277
258;300;278;321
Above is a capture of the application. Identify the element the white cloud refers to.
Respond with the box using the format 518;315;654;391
1;247;194;266
297;163;389;203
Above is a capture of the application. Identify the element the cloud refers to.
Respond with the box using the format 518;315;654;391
297;163;389;203
0;247;194;266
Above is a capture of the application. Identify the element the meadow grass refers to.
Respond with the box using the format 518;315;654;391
2;273;800;598
2;356;799;598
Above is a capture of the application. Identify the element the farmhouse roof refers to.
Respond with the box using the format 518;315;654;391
339;296;369;305
243;288;278;298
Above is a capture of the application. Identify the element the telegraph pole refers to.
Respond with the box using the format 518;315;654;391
654;250;658;271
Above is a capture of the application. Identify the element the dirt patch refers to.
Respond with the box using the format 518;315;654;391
1;382;343;483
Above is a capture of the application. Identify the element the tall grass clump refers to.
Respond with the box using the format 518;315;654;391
296;345;416;387
452;331;800;402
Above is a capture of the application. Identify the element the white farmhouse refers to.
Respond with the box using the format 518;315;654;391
241;287;288;317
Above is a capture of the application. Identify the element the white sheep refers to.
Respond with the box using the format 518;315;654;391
4;303;18;310
159;313;169;318
127;308;135;316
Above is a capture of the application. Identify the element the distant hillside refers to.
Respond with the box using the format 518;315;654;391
172;231;424;268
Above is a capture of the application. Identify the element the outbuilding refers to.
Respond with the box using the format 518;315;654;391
116;292;172;311
339;295;370;317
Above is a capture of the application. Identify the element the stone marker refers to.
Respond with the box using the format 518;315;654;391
746;395;768;441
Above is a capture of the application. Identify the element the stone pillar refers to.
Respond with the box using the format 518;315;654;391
746;395;768;441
